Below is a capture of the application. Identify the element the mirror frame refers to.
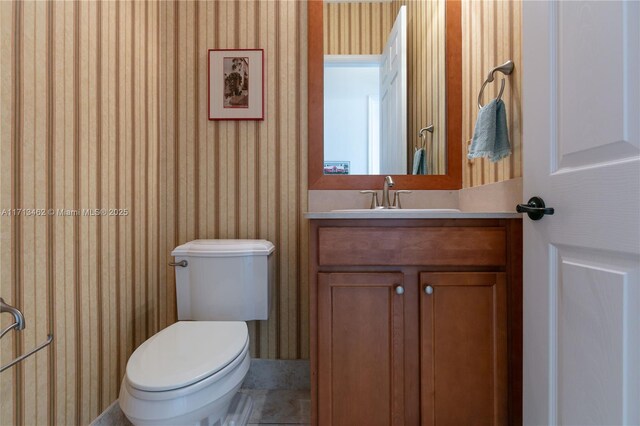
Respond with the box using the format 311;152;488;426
308;0;462;190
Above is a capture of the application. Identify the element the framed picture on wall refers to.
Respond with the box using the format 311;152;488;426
208;49;264;120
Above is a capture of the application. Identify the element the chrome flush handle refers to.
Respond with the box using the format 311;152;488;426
169;260;188;267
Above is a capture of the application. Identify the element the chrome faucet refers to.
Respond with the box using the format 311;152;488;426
382;176;395;208
360;176;412;209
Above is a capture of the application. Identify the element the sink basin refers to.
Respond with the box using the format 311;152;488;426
331;208;461;213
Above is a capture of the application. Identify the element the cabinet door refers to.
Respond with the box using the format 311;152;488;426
420;272;508;425
318;272;405;426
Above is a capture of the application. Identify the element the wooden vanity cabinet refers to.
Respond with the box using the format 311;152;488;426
309;219;522;426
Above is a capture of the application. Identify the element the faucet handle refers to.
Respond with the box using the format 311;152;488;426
392;190;412;209
360;190;380;209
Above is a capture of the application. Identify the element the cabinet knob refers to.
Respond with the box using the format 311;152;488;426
424;285;433;295
395;285;404;295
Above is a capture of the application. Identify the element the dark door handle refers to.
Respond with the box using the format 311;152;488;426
516;196;555;220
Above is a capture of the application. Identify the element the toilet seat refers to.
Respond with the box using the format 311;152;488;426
120;322;252;425
126;321;249;392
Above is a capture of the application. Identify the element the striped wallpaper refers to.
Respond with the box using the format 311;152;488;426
462;0;522;188
323;1;395;55
396;0;446;175
0;1;308;425
323;0;446;174
162;0;309;361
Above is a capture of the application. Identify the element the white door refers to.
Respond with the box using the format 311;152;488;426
379;6;407;175
522;1;639;425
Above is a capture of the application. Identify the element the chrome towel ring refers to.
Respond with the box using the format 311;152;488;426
477;60;514;110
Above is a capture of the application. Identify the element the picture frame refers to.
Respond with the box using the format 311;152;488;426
323;161;351;175
208;49;264;120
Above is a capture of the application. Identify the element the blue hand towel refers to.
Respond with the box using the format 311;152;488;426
412;147;427;175
468;98;511;162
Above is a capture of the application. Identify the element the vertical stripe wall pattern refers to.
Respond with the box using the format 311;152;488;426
323;0;446;175
394;0;446;175
1;1;162;425
0;1;309;425
160;0;309;361
462;0;522;188
323;1;395;55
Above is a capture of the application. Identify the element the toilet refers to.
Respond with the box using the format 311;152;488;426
119;239;275;426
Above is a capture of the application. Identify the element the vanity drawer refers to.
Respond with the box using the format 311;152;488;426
318;226;506;266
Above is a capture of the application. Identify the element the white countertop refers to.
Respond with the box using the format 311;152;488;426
305;210;522;219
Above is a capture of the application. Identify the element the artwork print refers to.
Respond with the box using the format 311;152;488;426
209;49;263;120
223;57;249;108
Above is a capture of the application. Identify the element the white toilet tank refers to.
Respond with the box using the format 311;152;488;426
171;240;275;321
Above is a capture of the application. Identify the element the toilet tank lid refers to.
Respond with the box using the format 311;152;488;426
171;239;275;257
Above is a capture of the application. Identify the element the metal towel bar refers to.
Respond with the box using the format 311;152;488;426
0;297;25;338
1;334;53;372
0;297;54;373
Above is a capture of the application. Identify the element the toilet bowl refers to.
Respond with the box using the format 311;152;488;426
119;322;251;426
119;239;275;426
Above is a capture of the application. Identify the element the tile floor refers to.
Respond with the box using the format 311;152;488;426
97;389;310;426
241;389;310;425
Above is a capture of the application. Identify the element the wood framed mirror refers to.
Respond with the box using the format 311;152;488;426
308;0;461;190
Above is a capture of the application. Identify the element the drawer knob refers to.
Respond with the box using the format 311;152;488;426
424;285;434;295
395;285;404;295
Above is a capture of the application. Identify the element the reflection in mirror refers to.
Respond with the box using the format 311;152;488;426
323;0;446;176
325;56;384;174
